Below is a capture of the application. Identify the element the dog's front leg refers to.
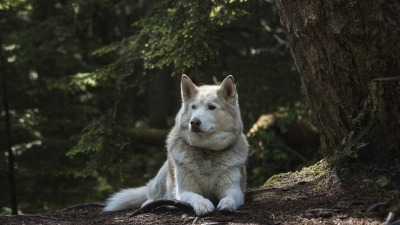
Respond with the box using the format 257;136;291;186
217;185;244;212
178;191;215;216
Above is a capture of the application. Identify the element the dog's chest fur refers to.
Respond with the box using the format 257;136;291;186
167;134;246;202
175;147;229;174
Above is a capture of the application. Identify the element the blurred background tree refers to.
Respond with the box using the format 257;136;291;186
0;0;319;214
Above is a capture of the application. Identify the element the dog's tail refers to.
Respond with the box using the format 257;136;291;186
103;186;148;211
103;161;168;212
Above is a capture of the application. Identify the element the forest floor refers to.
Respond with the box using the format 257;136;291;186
1;159;399;225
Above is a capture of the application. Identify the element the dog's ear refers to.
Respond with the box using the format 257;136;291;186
219;75;237;100
181;74;198;101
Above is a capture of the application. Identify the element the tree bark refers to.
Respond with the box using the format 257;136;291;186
0;35;18;215
275;1;400;160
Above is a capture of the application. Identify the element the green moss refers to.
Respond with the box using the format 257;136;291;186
264;173;290;187
263;160;329;188
330;79;394;162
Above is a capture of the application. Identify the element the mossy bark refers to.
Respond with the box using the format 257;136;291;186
275;1;400;160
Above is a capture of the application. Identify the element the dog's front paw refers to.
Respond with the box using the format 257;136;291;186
192;198;215;216
217;197;239;212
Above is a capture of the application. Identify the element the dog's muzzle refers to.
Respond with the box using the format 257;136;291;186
190;118;202;133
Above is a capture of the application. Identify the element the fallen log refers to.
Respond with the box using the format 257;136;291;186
117;127;170;145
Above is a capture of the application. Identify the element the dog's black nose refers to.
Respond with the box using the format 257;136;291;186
190;118;201;132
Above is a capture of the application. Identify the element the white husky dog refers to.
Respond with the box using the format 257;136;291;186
104;75;248;216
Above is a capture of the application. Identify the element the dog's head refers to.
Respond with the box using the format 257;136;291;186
178;75;243;150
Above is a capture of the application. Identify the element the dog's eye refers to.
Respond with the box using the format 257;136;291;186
191;105;196;110
208;105;216;110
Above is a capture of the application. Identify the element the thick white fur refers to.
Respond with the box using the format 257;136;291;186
103;187;147;211
104;75;249;216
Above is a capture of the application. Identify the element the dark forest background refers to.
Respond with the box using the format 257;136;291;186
0;0;320;214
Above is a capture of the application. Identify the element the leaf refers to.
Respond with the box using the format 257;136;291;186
376;176;390;188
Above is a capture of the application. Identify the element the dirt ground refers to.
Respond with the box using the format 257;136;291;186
1;160;399;225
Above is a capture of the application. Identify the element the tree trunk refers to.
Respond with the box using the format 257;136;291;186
0;36;18;215
146;69;178;129
275;1;400;160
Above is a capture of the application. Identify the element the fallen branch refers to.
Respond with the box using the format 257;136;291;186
127;199;194;217
117;128;170;145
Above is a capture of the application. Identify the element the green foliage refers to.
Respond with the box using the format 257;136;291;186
1;0;308;213
67;110;131;177
93;0;250;75
0;0;139;212
363;176;391;190
376;176;390;188
0;0;26;10
276;103;311;133
136;0;218;72
247;103;318;186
